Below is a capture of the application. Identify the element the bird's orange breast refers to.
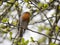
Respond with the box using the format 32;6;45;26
22;12;30;21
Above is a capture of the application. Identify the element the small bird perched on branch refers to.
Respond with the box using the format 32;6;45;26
19;12;30;38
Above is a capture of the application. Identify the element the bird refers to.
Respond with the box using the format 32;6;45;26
19;12;30;38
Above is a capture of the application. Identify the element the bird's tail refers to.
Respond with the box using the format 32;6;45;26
19;27;24;42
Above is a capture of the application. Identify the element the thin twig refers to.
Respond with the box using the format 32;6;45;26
27;28;60;41
11;31;19;45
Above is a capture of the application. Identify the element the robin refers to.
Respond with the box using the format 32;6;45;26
19;12;30;37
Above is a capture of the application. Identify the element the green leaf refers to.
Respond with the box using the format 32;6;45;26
21;38;25;43
38;26;44;32
1;27;10;33
24;40;29;45
2;18;9;23
0;0;2;6
50;43;58;45
45;27;51;31
12;20;17;26
0;24;4;28
37;2;43;8
43;4;48;8
42;4;48;11
49;18;53;22
6;27;10;31
24;0;29;3
10;0;15;3
14;40;17;44
15;1;19;6
55;26;59;33
18;41;20;45
9;32;12;40
58;6;60;10
50;0;53;2
38;37;46;43
20;38;29;45
30;37;34;42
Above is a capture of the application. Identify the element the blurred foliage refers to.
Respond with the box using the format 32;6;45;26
20;38;29;45
0;0;60;45
38;36;46;43
9;32;13;40
30;37;34;42
24;0;30;3
43;4;48;8
12;20;18;26
38;26;44;32
37;2;43;8
15;1;18;6
2;18;9;23
0;0;2;6
50;0;53;2
55;26;59;33
10;0;15;3
14;38;29;45
58;5;60;10
50;42;58;45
